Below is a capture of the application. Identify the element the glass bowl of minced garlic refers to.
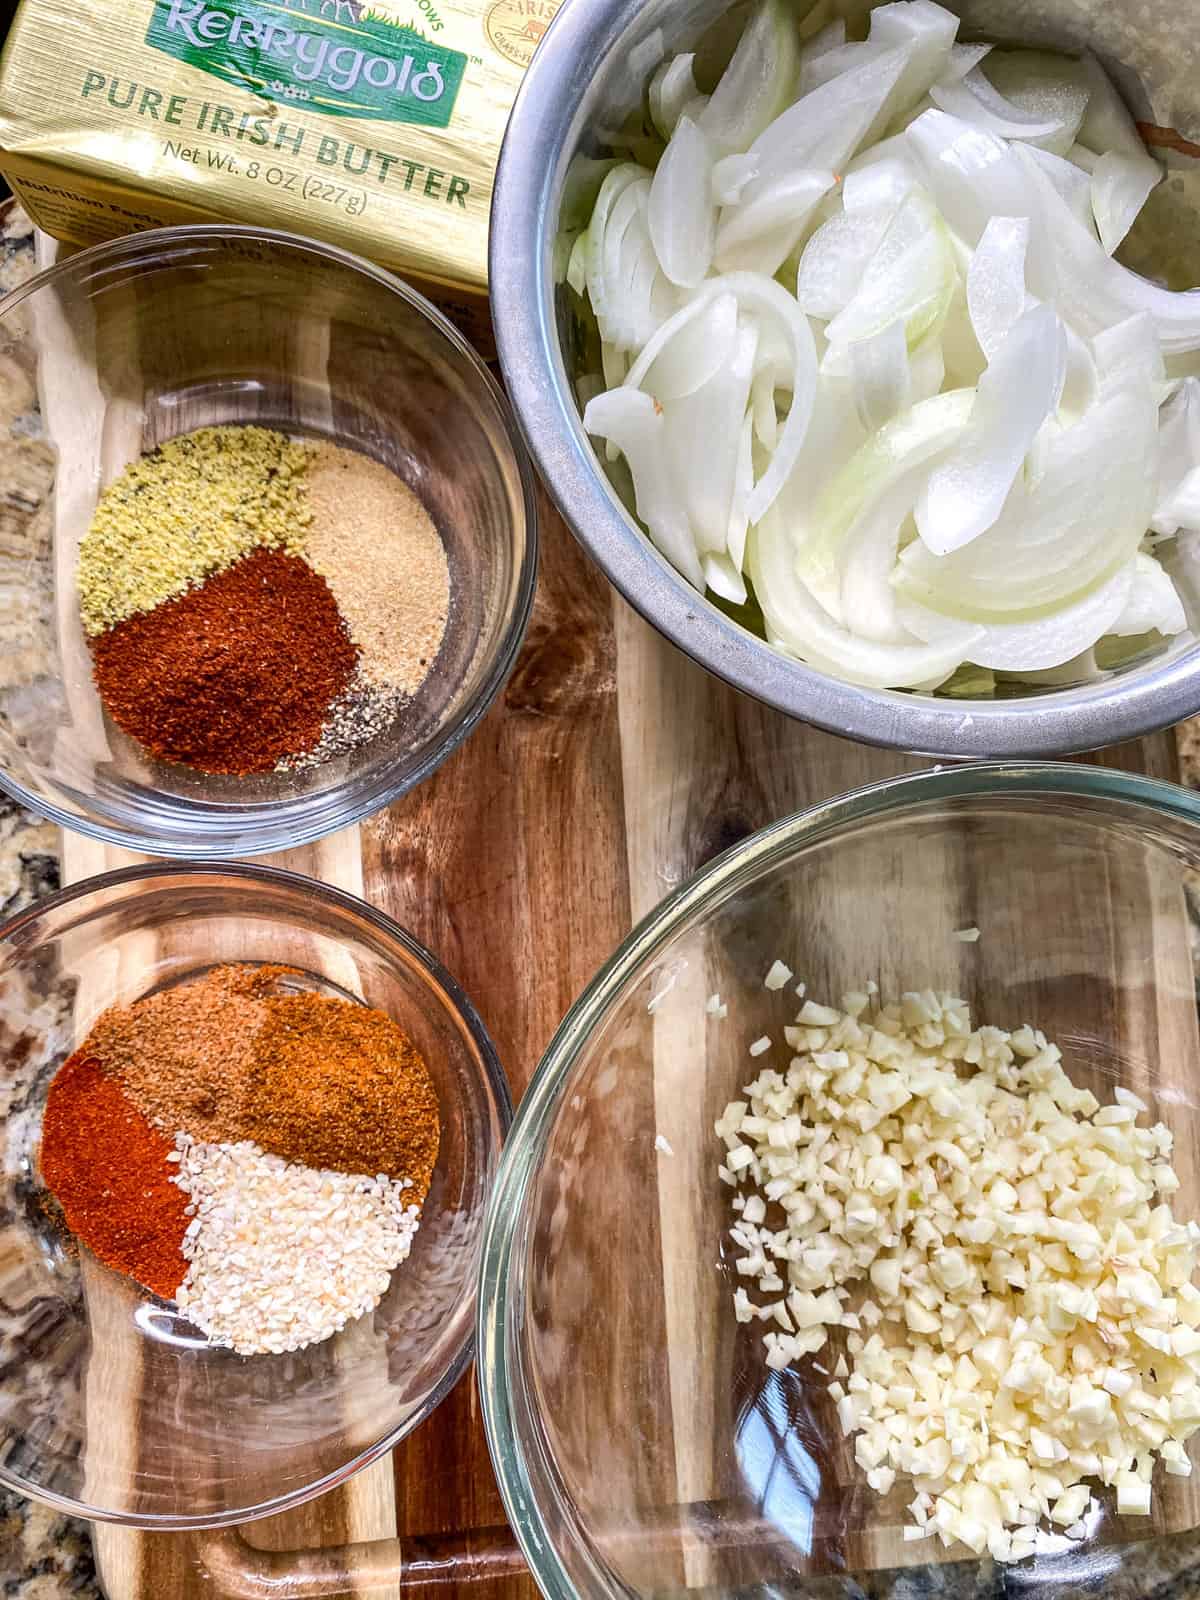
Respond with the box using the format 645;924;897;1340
479;764;1200;1594
0;225;536;856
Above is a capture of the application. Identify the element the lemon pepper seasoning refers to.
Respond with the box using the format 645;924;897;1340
77;425;312;634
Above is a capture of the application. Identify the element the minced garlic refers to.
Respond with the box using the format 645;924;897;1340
718;986;1200;1562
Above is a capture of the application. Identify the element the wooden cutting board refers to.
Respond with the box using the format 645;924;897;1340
30;232;1187;1599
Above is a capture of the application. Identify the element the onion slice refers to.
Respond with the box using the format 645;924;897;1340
916;304;1066;555
930;66;1065;142
648;116;716;288
898;384;1158;618
751;43;913;182
641;292;739;402
665;320;759;553
649;55;702;141
699;0;800;156
582;388;703;588
1091;149;1162;255
966;215;1029;360
850;319;912;431
1016;145;1200;355
906;109;1057;301
714;168;836;277
749;503;983;687
797;205;898;319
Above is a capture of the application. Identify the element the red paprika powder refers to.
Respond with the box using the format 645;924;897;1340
40;1051;188;1299
89;548;357;776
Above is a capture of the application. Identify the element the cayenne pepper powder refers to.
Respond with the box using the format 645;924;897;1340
90;549;357;775
40;1051;188;1299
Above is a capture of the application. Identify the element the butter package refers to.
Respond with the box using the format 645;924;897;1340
0;0;557;307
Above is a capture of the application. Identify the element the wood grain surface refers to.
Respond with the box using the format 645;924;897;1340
30;231;1191;1598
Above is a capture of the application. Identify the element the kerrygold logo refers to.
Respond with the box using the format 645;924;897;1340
146;0;467;126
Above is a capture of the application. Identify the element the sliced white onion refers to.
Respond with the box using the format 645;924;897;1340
648;116;716;288
1091;149;1162;255
930;66;1065;142
909;332;946;402
699;0;800;156
799;40;892;98
802;387;974;607
566;232;589;297
850;318;912;431
898;384;1158;618
583;388;703;588
749;502;983;688
841;153;918;212
978;49;1091;156
1111;552;1187;636
714;168;836;277
712;152;761;206
796;205;898;319
703;551;749;604
824;191;955;353
1156;463;1200;534
751;43;914;181
1093;312;1164;395
864;0;960;140
905;109;1057;301
1021;145;1094;230
916;303;1066;555
898;560;1135;669
1015;145;1200;354
1078;52;1153;165
665;320;759;553
966;214;1029;360
641;292;739;401
943;44;991;82
799;18;846;69
1152;377;1200;535
751;363;779;448
649;54;702;142
839;477;928;642
728;412;755;570
585;165;646;346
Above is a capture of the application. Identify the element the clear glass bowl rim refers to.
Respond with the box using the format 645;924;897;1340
0;857;513;1529
0;222;540;861
476;759;1200;1600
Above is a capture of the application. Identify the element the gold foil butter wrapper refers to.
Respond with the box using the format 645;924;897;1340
0;0;559;299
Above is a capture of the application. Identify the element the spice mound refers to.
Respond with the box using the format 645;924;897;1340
80;425;450;777
39;964;441;1356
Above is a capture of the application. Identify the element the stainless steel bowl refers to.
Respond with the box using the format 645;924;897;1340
490;0;1200;757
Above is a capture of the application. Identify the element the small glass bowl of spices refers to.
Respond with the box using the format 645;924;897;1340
0;225;536;857
0;861;510;1527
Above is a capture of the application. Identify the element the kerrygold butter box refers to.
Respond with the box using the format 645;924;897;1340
0;0;557;296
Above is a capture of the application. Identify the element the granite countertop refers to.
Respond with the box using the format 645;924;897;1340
0;207;97;1600
4;202;1200;1600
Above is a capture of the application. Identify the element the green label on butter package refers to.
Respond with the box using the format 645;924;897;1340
145;0;467;125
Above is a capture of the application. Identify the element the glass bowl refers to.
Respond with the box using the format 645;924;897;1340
478;762;1200;1598
0;862;510;1527
0;224;536;857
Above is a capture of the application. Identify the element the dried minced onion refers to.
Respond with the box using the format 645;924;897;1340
172;1134;420;1356
573;0;1191;691
717;986;1200;1561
